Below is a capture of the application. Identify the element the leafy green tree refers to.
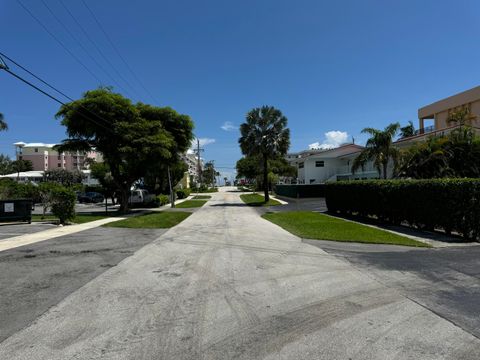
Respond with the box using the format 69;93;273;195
37;182;62;218
11;159;33;180
50;186;76;225
400;121;415;139
45;169;84;187
0;154;13;175
90;162;117;203
0;113;7;132
239;106;290;202
352;123;400;179
55;88;193;212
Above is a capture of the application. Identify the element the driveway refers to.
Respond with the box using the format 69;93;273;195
0;189;479;359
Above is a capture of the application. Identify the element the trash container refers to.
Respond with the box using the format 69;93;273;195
0;199;34;224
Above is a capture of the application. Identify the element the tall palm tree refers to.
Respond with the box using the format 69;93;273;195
239;106;290;202
0;113;8;131
352;122;400;179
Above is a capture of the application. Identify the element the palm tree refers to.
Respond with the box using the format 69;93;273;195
0;113;7;132
400;121;415;138
239;106;290;202
352;122;400;179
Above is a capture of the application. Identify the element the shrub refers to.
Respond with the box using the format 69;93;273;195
325;179;480;241
50;186;76;224
157;194;170;206
176;188;191;199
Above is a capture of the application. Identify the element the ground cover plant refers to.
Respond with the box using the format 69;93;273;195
175;200;207;208
104;211;191;228
262;211;429;247
240;193;281;207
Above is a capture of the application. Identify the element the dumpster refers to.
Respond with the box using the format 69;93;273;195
0;199;33;224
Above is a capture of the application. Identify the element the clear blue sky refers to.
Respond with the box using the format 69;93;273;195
1;0;479;180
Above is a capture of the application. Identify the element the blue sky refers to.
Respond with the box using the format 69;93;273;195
1;0;480;180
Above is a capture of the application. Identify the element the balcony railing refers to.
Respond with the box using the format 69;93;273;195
414;125;435;135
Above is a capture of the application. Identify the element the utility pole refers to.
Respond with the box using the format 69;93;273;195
193;138;204;188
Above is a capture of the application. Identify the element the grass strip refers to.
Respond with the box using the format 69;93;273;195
32;213;108;224
103;211;191;228
175;200;207;208
192;195;211;200
240;193;281;207
262;211;429;247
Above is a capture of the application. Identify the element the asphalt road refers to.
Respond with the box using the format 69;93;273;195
0;226;167;342
306;240;480;338
0;188;479;359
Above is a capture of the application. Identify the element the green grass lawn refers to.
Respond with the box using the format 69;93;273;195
192;195;211;200
240;193;281;207
32;213;108;224
175;200;207;208
103;211;191;228
262;211;429;247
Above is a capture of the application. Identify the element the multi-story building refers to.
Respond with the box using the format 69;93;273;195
288;85;480;184
14;142;102;171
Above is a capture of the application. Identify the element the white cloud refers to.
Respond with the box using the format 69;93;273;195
190;138;216;151
309;131;349;150
221;121;238;131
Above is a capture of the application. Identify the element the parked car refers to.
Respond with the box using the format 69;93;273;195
128;189;155;205
78;192;105;203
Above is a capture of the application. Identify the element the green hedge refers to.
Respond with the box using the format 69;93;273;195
176;188;191;199
157;194;170;206
325;179;480;241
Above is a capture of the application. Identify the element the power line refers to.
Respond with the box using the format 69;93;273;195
40;0;136;99
16;0;103;84
0;52;114;135
80;0;159;104
58;0;141;99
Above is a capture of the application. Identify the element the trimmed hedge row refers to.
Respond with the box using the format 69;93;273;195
325;179;480;241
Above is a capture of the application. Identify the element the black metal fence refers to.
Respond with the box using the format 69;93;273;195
274;184;326;198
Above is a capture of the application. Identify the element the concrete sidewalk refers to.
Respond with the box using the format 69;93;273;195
0;187;478;359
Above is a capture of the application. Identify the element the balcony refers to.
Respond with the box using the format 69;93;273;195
414;125;435;136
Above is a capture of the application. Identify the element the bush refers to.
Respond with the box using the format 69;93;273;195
191;185;218;193
157;194;170;206
50;186;76;224
325;179;480;241
176;188;191;199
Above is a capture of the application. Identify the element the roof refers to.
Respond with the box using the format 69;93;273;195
290;143;364;162
418;85;480;119
14;142;57;148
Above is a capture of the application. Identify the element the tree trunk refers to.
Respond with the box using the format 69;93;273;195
383;162;388;179
263;155;269;203
119;186;129;213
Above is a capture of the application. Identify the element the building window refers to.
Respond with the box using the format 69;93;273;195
315;160;325;167
58;155;61;160
19;156;23;160
57;163;61;168
298;162;304;169
310;179;315;184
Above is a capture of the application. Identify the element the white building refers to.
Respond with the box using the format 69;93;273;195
286;143;379;184
0;170;99;186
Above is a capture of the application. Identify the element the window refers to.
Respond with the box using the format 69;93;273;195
58;155;61;160
34;148;38;152
18;156;23;160
298;162;304;169
315;160;325;167
310;179;315;184
57;163;61;168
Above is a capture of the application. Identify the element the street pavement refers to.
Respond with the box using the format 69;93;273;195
0;188;479;359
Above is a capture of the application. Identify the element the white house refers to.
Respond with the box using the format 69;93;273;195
286;143;379;184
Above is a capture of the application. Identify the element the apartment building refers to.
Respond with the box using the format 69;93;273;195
14;142;102;171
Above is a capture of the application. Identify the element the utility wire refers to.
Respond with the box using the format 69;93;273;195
40;0;136;99
80;0;160;104
0;52;115;135
58;0;141;99
16;0;103;84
